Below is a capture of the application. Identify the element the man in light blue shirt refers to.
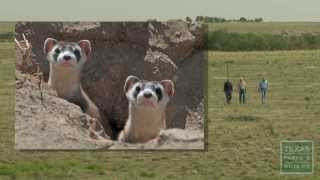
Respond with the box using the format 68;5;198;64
258;77;268;104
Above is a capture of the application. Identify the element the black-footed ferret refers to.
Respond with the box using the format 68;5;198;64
43;38;112;139
118;75;175;143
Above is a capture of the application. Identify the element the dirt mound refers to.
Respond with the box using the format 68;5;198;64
15;71;113;149
111;128;204;150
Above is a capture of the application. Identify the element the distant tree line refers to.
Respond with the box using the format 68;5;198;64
0;32;14;42
192;16;263;23
207;30;320;51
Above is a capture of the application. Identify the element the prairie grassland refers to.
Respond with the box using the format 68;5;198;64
0;22;14;33
209;50;320;179
0;22;319;179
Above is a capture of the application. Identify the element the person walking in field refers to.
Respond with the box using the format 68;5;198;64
223;80;233;104
258;77;268;104
238;77;247;104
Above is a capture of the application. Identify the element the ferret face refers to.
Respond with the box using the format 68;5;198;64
124;75;175;109
43;38;92;69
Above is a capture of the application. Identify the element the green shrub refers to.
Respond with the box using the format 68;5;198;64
207;30;320;51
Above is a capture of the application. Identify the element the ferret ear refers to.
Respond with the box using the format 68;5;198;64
43;38;57;54
78;40;92;57
160;80;175;97
124;75;140;93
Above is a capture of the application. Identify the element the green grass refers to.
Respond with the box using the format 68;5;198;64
224;115;262;122
209;50;320;179
1;22;320;179
0;23;14;33
208;22;320;35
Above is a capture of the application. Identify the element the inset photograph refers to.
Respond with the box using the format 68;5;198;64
15;22;206;150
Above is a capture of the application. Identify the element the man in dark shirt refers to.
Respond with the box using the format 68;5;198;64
224;80;233;104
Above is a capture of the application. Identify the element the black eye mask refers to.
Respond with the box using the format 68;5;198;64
74;49;81;62
133;85;140;99
51;44;82;62
133;83;163;102
52;48;60;61
155;87;163;101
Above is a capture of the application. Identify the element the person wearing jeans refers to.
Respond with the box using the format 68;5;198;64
258;77;268;104
238;77;247;104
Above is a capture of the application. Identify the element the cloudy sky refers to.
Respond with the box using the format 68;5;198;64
1;0;319;21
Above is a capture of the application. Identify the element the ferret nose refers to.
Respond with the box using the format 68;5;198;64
63;55;72;61
144;92;152;99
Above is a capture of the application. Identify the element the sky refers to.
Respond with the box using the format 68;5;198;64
0;0;319;21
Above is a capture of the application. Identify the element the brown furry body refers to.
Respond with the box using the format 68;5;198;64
118;105;166;143
44;38;112;139
48;64;112;139
118;75;174;143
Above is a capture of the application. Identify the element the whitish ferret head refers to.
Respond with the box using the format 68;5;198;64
124;75;175;109
43;38;92;69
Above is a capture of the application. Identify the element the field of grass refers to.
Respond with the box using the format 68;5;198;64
209;50;320;179
208;22;320;34
1;22;320;179
0;23;14;33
